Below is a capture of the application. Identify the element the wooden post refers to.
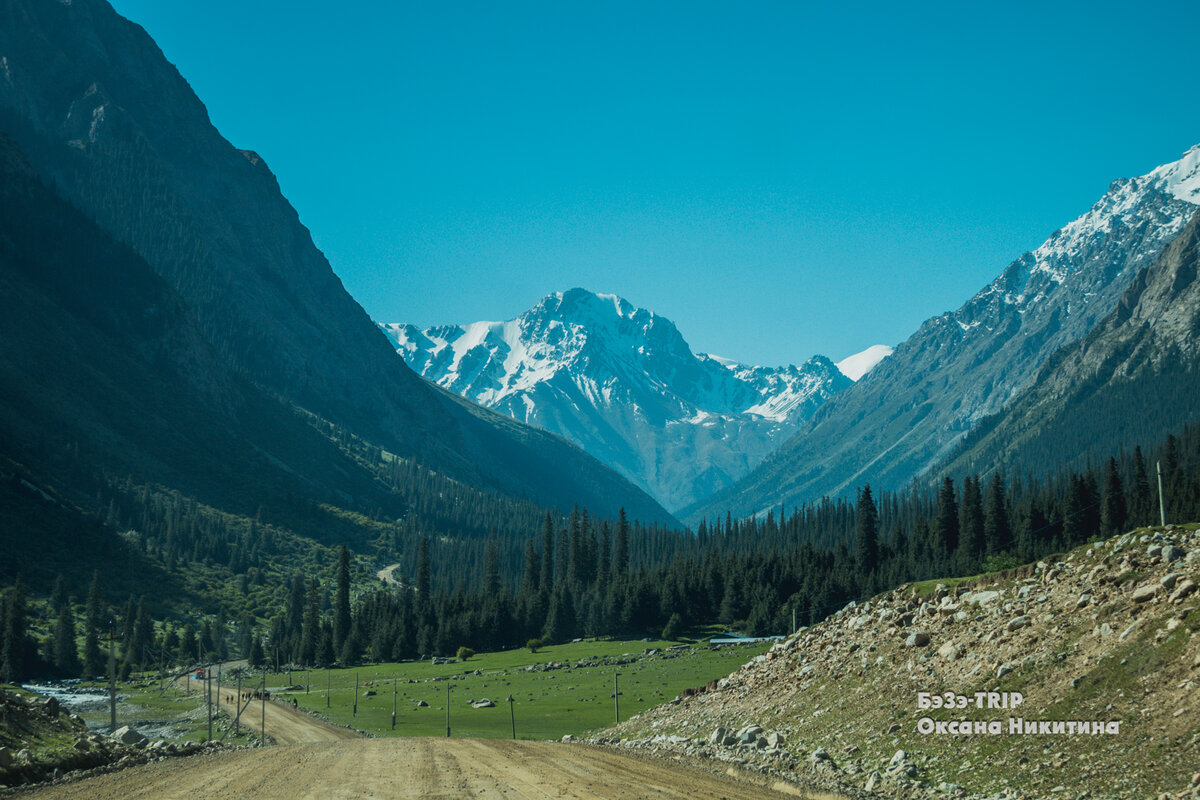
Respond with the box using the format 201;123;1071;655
614;673;620;724
508;694;515;740
235;674;242;734
206;668;212;742
392;679;397;730
260;672;266;746
445;684;451;738
353;672;358;717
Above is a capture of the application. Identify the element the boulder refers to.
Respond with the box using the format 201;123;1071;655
964;590;1001;607
1169;579;1197;603
937;641;960;661
1131;585;1159;603
1162;545;1185;562
111;725;146;745
1005;615;1031;632
904;631;930;647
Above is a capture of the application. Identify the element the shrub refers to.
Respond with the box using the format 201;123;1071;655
456;646;475;661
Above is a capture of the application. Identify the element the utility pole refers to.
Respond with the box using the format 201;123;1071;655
326;669;331;708
1157;460;1167;527
445;684;451;738
391;679;397;730
353;672;359;716
107;622;117;732
235;674;242;735
507;694;515;740
614;673;620;724
260;672;266;746
792;606;796;635
206;667;212;742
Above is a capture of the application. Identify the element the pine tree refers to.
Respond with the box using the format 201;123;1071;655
960;476;985;564
82;571;104;679
2;578;27;684
614;508;630;579
300;579;321;666
1100;456;1127;537
334;545;351;654
538;513;555;590
1132;446;1152;525
855;485;879;573
983;473;1012;556
51;576;81;677
935;478;959;557
416;539;431;608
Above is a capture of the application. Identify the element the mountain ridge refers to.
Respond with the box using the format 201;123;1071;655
0;0;674;527
383;287;851;511
687;143;1200;523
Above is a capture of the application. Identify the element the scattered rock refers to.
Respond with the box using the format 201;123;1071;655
1131;585;1160;603
1006;615;1031;632
904;631;930;647
1162;545;1185;562
110;726;146;745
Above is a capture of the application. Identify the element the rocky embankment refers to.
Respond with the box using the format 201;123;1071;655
593;525;1200;800
0;689;240;791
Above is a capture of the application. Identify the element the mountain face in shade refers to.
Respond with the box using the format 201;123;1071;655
383;289;850;512
0;0;674;527
687;144;1200;523
940;208;1200;480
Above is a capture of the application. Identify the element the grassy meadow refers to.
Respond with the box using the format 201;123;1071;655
249;638;770;740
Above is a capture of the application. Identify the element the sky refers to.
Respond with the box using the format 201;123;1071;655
109;0;1200;367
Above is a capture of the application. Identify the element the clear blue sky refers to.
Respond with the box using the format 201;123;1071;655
110;0;1200;367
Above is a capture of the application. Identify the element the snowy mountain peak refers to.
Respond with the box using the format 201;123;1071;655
1149;143;1200;205
835;345;894;381
380;291;849;511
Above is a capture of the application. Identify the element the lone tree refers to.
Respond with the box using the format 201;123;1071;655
855;485;879;573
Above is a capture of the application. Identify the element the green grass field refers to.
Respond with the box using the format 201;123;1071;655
250;638;769;740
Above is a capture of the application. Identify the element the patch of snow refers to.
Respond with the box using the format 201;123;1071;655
836;345;893;381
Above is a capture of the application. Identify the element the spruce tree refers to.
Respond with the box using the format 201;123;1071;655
983;473;1012;556
960;476;985;564
416;539;431;609
935;478;959;557
855;485;879;573
334;545;352;654
1132;446;1152;525
1100;456;1127;537
300;579;320;666
614;508;630;579
82;572;104;679
51;576;81;677
539;513;555;590
2;578;27;684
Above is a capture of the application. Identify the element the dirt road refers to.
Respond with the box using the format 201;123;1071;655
215;690;358;744
14;738;812;799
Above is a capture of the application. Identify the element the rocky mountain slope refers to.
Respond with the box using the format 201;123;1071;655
689;144;1200;523
0;0;672;526
942;208;1200;480
383;288;851;511
599;525;1200;800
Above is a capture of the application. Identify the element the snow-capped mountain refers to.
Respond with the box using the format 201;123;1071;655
690;143;1200;521
381;289;850;512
